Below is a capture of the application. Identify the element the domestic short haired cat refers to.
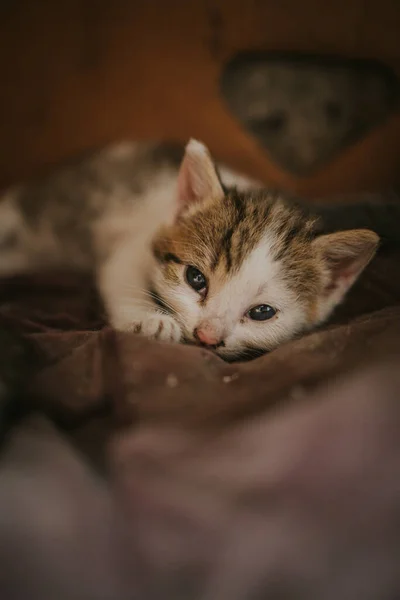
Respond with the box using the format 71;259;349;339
0;140;379;360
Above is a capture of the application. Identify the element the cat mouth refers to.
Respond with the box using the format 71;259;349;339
182;337;267;363
218;346;269;363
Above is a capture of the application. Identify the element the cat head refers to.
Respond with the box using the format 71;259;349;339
151;139;379;360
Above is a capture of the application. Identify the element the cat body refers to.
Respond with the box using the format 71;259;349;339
0;140;378;360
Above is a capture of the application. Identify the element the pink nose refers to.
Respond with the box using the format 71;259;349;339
194;327;222;347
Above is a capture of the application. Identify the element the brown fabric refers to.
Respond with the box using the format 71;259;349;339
0;246;399;455
2;362;400;599
0;248;400;598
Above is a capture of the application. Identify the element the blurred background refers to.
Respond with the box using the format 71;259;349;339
1;0;399;196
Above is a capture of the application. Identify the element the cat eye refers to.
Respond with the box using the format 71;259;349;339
185;265;207;294
247;304;277;321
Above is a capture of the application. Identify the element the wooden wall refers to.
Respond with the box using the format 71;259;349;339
1;0;399;197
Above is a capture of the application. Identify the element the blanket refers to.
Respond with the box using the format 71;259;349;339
0;245;400;598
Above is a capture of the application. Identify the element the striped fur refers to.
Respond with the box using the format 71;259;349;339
151;187;320;358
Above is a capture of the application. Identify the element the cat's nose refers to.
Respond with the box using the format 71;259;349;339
193;327;224;349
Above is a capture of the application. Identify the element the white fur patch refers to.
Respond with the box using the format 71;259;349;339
186;139;209;157
218;165;262;191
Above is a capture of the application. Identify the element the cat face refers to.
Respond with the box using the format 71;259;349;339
151;140;379;360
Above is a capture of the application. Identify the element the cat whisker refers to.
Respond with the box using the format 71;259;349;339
118;285;180;318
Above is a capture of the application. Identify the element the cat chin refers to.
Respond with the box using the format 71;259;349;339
181;337;262;363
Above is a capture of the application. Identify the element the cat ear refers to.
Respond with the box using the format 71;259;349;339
176;139;224;211
313;229;379;320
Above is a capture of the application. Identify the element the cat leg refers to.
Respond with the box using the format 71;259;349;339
97;238;182;343
126;312;182;343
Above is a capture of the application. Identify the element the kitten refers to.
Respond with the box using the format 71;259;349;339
0;140;379;360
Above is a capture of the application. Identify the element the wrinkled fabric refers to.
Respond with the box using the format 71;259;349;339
0;248;400;599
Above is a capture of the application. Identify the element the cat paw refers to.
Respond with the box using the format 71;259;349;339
128;314;182;343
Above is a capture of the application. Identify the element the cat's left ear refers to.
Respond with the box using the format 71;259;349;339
176;139;224;212
313;229;379;320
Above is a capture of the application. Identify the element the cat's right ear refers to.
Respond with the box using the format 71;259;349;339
176;139;224;213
